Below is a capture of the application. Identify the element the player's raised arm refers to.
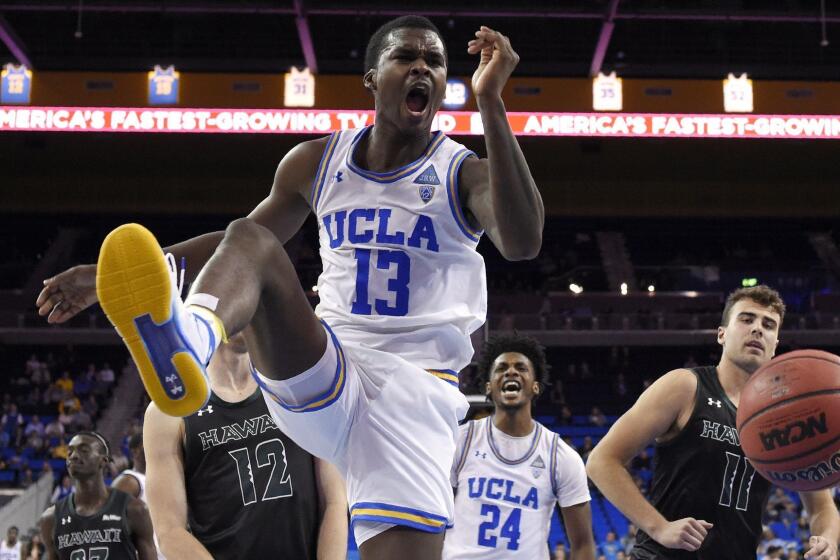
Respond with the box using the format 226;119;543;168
460;26;543;261
35;136;325;324
586;369;713;551
143;403;214;560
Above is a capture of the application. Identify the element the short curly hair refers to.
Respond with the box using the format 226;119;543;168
476;333;550;384
364;15;446;72
721;285;786;327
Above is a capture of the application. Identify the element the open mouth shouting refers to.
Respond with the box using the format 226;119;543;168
501;379;522;398
405;82;431;118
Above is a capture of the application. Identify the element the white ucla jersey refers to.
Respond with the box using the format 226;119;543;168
311;126;487;373
443;417;590;560
0;540;20;560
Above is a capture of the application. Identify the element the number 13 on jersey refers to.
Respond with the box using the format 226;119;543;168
351;248;411;317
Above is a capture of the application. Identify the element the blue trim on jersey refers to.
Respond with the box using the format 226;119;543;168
455;420;475;477
350;502;449;533
346;126;447;184
446;149;483;243
310;131;342;211
427;368;459;387
486;417;542;465
250;320;347;413
549;433;560;496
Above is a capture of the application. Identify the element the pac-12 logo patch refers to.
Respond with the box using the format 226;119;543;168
418;185;435;204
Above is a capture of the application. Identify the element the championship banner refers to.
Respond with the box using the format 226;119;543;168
2;107;840;140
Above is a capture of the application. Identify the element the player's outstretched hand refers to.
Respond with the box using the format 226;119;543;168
805;536;838;559
36;264;97;323
652;518;713;551
468;26;519;100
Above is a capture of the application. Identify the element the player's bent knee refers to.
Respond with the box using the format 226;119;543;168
226;217;282;256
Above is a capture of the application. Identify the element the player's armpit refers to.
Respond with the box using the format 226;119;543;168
143;403;214;560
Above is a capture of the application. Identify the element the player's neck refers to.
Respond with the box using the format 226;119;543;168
73;478;109;512
492;408;534;437
207;351;256;403
361;123;434;172
716;356;751;407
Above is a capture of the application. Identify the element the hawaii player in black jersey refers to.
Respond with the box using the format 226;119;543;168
39;432;157;560
142;333;347;559
587;286;839;560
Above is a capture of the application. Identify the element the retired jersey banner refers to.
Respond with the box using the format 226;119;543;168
148;65;180;105
2;107;840;140
1;64;32;104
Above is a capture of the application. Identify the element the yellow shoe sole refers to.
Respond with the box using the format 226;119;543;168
97;223;210;417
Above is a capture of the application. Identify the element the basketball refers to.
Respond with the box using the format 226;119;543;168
737;349;840;492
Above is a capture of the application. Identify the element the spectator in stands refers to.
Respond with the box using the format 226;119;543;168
588;406;607;427
24;532;45;559
761;544;784;559
550;379;566;405
24;415;45;450
50;474;72;504
1;404;23;448
98;362;115;389
73;368;95;398
613;373;628;399
578;436;595;461
767;487;795;513
1;526;21;559
81;395;99;419
558;404;573;426
551;543;567;559
598;531;621;560
51;437;68;460
26;354;40;375
30;362;50;387
58;392;80;417
54;371;73;395
44;417;63;440
620;524;637;554
19;467;35;488
70;407;92;432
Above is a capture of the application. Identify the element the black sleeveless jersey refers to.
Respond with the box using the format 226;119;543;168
632;366;772;560
183;388;319;559
53;489;137;560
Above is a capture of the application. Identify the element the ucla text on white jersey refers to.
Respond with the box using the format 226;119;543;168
312;127;487;378
443;417;590;560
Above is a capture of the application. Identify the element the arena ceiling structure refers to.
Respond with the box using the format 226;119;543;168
0;0;838;79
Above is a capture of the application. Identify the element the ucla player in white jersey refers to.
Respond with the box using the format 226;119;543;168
444;334;595;560
36;15;543;560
